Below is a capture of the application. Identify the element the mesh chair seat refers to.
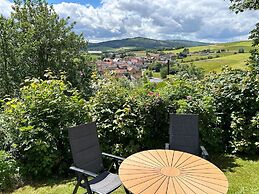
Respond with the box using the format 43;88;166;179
87;171;121;194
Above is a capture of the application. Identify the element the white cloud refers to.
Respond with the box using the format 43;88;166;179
0;0;12;17
53;0;259;42
1;0;259;42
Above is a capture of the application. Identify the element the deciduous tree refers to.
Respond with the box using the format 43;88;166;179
0;0;93;98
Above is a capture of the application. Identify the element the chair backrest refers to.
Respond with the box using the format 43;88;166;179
68;122;104;173
169;114;200;155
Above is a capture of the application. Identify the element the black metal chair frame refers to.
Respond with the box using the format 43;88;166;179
70;153;126;194
68;123;130;194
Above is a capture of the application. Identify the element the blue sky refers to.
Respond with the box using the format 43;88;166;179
1;0;259;43
47;0;101;7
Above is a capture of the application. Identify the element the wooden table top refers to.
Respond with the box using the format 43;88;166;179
119;150;228;194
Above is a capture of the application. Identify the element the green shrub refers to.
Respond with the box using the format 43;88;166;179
89;76;223;155
89;78;131;155
0;150;19;191
238;48;245;53
129;87;168;150
89;78;168;156
204;69;259;154
1;75;90;177
157;76;222;152
90;68;259;155
160;67;168;79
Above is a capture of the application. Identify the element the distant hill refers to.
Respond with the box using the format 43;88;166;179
88;37;210;51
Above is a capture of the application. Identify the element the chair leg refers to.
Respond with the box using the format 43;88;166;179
73;174;82;194
83;176;93;194
124;186;131;194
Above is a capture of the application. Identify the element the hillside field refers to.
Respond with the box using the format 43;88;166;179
165;40;252;73
191;53;250;72
165;41;252;54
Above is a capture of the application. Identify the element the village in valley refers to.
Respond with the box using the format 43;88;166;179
94;51;176;79
90;41;250;80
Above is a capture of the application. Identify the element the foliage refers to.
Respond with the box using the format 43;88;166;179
0;74;89;177
157;76;222;152
238;47;245;53
160;67;169;79
89;68;259;155
129;87;168;150
230;0;259;13
249;23;259;72
204;68;259;154
89;75;223;155
144;70;153;78
160;63;204;79
172;63;204;79
0;150;19;191
148;62;163;72
89;78;168;156
0;0;93;98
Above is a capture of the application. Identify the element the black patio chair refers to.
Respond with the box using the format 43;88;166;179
165;113;209;160
68;122;128;194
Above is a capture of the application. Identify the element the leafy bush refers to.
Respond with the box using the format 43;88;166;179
160;67;168;79
0;150;19;191
90;67;259;155
149;62;163;72
204;68;259;154
129;87;168;150
238;48;245;53
1;74;90;177
89;78;168;156
157;76;223;152
89;76;221;155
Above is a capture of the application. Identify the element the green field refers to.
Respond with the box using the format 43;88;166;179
133;50;147;57
89;54;101;60
165;40;252;73
165;41;252;54
189;53;250;72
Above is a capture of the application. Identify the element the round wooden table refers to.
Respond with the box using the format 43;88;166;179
119;150;228;194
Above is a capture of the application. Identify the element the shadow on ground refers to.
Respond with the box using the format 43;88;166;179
211;154;259;173
211;154;240;172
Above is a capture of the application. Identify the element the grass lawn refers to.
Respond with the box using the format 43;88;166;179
11;155;259;194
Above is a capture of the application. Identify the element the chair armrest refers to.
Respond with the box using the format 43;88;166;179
200;146;209;160
102;152;125;161
70;166;98;178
